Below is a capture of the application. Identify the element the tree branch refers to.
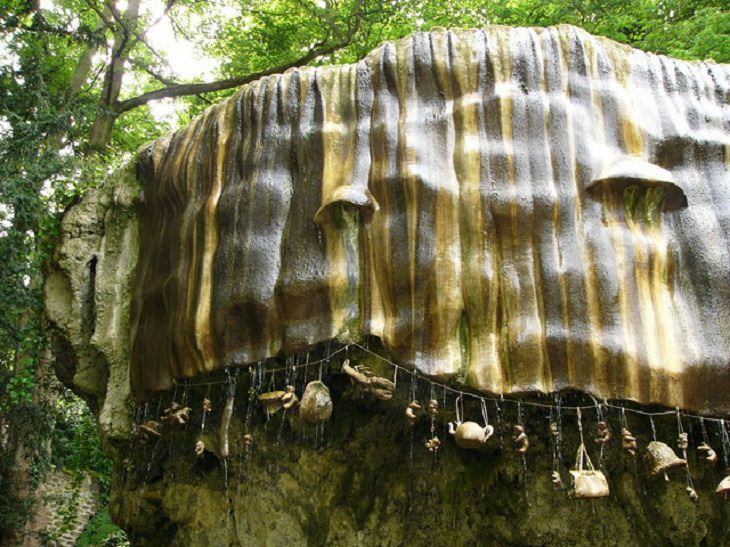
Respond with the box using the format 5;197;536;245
116;40;349;113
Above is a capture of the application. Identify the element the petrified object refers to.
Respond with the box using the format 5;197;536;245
341;359;395;400
161;402;192;425
242;434;254;449
202;398;212;413
697;442;718;463
219;393;235;458
194;440;205;457
428;399;439;417
686;486;699;502
425;436;441;453
716;472;730;499
645;441;686;477
259;386;299;415
552;471;562;487
138;420;161;439
448;420;494;449
550;422;560;439
513;425;529;454
570;443;609;498
677;432;688;450
299;381;333;423
622;428;637;456
595;421;611;445
405;401;421;426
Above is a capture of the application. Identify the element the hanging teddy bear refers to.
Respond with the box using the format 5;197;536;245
622;427;637;456
513;425;529;454
405;401;421;426
595;421;611;445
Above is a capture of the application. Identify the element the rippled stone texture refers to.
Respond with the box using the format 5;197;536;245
130;25;730;411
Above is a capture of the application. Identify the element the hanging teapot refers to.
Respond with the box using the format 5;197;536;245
448;420;494;449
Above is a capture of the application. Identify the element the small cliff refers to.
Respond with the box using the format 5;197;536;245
45;25;730;546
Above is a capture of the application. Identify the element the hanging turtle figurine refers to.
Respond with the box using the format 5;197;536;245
698;442;718;463
161;402;192;426
448;420;494;449
425;436;441;453
645;441;686;478
595;421;611;445
513;425;529;454
405;401;421;426
622;427;637;456
299;381;333;423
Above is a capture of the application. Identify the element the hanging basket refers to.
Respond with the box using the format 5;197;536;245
570;443;610;498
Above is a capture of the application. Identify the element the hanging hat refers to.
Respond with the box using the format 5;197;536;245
716;472;730;499
645;441;686;477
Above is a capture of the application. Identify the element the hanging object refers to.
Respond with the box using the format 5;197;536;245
138;420;162;439
550;422;560;439
219;392;235;459
551;470;562;487
686;486;699;502
425;436;441;453
161;402;192;426
513;425;529;454
243;433;254;449
428;399;439;417
448;421;494;449
622;428;637;456
194;440;206;457
202;398;212;413
341;359;395;400
300;381;333;423
698;442;718;463
570;443;610;498
259;386;299;416
405;401;421;426
716;472;730;499
595;421;611;445
448;395;494;449
677;432;689;451
645;441;686;477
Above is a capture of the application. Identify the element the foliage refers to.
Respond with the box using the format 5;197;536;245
0;0;726;540
77;509;129;547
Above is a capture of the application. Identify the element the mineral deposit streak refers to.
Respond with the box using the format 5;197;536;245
132;26;730;412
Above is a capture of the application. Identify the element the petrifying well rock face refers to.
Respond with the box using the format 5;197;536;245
48;26;730;415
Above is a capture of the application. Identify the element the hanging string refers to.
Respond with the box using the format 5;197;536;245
677;408;696;497
165;341;728;424
481;398;489;426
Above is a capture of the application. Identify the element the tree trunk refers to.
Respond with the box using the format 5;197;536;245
88;0;141;152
